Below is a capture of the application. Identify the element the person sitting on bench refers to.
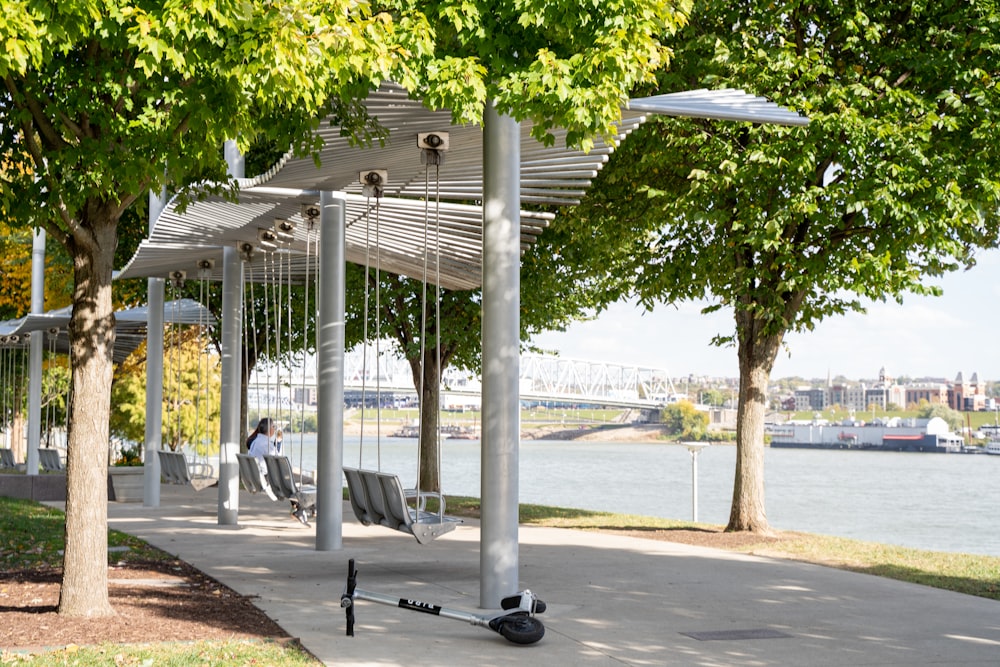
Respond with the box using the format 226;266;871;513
247;417;281;500
247;417;307;525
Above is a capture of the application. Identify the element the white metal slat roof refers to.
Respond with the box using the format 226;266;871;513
0;299;215;363
115;84;807;289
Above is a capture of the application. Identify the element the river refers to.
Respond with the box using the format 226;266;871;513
273;434;1000;557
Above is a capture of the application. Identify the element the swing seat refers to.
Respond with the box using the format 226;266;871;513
157;450;215;491
39;448;64;472
0;448;24;471
264;455;317;516
235;452;267;494
343;467;462;544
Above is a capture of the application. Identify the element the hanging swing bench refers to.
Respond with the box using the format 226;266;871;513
343;467;462;544
343;139;463;544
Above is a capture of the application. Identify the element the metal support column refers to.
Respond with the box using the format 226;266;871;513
144;186;166;506
25;228;45;476
316;191;346;550
217;246;243;524
480;102;521;608
218;140;245;524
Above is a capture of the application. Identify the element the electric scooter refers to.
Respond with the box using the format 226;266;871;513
340;559;546;645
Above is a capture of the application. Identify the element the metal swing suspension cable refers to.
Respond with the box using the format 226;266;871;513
357;200;371;468
416;156;445;513
374;194;383;470
262;250;274;422
44;333;51;447
244;260;259;438
297;220;317;483
169;289;183;450
2;342;11;449
195;270;210;456
282;240;293;455
433;160;444;517
277;229;296;460
358;193;384;470
283;239;296;458
272;244;284;447
1;342;8;447
43;330;57;447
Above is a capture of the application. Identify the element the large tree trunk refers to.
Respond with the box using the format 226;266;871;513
58;209;117;617
417;356;441;493
726;311;783;534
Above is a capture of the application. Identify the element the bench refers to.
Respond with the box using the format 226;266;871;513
264;455;317;523
236;452;268;494
0;448;22;471
342;467;462;544
157;450;215;491
38;448;65;472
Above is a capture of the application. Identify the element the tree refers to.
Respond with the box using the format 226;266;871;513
0;0;692;616
0;0;460;618
552;0;1000;532
0;221;74;318
660;400;708;439
917;403;964;432
341;0;693;491
111;329;221;455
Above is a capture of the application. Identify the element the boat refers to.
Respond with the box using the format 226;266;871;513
986;439;1000;455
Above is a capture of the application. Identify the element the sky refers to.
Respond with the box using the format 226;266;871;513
530;249;1000;383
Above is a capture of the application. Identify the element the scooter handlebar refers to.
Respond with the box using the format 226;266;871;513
342;559;358;636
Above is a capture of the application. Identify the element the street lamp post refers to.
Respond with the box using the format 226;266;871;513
681;441;710;522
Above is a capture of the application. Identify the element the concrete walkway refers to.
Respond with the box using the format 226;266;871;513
106;485;1000;666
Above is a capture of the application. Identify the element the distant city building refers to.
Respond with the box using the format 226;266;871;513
949;371;988;411
905;382;948;407
777;367;991;413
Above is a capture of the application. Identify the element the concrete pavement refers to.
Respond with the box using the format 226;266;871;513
105;485;1000;666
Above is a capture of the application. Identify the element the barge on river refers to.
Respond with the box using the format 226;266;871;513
768;417;966;453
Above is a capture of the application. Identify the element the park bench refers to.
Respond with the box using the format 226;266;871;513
38;448;64;472
157;449;215;491
342;467;461;544
264;454;316;525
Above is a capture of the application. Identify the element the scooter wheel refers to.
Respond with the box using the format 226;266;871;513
489;612;545;645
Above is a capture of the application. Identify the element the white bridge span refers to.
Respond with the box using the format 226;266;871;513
333;345;678;409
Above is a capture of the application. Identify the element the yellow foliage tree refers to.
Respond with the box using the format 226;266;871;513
111;327;221;457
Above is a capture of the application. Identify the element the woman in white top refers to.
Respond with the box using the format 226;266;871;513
247;417;281;500
246;417;307;525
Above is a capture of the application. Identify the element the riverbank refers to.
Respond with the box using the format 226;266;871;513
343;419;675;442
521;423;673;441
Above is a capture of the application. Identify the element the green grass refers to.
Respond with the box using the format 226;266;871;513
440;495;1000;601
0;496;168;571
1;639;316;666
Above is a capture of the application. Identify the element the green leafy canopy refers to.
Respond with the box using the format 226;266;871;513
562;0;1000;349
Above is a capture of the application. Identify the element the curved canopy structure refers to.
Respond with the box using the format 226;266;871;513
0;299;215;363
117;84;807;289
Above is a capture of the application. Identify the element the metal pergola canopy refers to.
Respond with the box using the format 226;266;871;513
115;83;807;290
0;299;215;364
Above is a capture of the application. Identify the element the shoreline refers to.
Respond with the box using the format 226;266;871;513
342;421;677;442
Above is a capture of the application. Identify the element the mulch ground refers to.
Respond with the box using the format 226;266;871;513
0;557;290;651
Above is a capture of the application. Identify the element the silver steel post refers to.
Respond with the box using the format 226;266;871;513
217;245;243;524
480;101;521;608
25;228;44;476
144;186;166;506
683;442;709;522
316;191;345;551
218;140;244;525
